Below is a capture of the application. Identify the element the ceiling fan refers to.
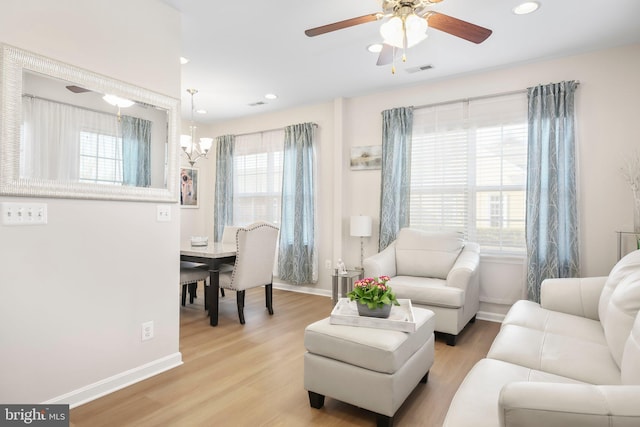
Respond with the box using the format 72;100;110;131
305;0;492;70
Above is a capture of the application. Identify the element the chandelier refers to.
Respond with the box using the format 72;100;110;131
180;88;213;166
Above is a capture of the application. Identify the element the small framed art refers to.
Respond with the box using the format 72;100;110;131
180;167;199;208
350;145;382;170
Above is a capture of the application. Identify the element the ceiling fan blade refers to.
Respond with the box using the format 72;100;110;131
426;12;492;44
376;44;396;66
305;13;380;37
66;85;92;94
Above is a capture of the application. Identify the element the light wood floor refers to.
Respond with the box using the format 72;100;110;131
70;286;500;427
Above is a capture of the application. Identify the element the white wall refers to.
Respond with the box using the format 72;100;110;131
191;43;640;316
0;0;182;405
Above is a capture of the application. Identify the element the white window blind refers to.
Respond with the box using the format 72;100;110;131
233;129;284;226
409;93;528;254
79;130;123;185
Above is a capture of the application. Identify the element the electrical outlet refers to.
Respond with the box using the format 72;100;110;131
156;205;171;222
325;259;332;270
142;321;154;341
1;202;47;225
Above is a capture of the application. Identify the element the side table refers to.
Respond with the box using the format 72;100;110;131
331;270;363;304
616;231;640;260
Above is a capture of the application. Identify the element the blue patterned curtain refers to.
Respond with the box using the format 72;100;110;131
278;123;316;284
526;81;580;302
121;115;152;187
379;107;413;250
213;135;235;242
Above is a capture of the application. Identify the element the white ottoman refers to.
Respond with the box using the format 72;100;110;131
304;307;435;427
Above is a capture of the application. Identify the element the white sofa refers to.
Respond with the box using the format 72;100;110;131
363;228;480;346
443;249;640;427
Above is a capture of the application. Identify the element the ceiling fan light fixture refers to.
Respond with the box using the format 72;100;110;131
102;94;134;108
513;1;540;15
380;13;428;49
380;16;404;48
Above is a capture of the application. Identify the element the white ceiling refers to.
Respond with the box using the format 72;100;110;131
161;0;640;123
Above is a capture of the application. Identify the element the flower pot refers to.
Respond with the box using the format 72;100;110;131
356;302;392;318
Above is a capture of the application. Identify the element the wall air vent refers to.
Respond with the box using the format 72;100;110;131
406;64;434;74
248;101;266;107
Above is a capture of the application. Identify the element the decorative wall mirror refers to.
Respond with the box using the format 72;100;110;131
0;44;179;202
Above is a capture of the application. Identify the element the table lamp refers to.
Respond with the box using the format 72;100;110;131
350;215;372;271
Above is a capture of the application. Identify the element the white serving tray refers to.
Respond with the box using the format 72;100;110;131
330;298;416;333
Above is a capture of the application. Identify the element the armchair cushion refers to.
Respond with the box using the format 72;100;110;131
389;276;465;308
395;229;464;279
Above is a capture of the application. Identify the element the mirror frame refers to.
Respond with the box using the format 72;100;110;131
0;44;180;202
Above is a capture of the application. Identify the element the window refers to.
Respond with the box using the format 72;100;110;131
233;130;284;225
79;130;123;185
409;93;528;254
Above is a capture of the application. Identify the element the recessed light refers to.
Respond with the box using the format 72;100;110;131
265;93;278;100
195;109;207;114
367;43;383;53
513;1;540;15
180;56;190;65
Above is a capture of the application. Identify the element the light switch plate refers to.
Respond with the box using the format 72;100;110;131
1;202;48;225
156;205;171;222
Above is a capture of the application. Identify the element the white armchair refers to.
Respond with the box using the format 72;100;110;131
363;228;480;345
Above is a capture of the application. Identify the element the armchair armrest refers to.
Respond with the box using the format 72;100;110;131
499;382;640;427
446;242;480;291
540;276;607;321
363;242;397;278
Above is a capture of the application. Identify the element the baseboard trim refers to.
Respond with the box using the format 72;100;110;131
273;281;331;298
45;352;183;408
476;310;505;323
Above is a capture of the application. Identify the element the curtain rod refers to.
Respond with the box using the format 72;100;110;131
22;93;119;118
226;122;318;139
412;81;580;111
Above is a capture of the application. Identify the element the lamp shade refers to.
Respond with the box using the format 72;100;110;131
350;215;372;237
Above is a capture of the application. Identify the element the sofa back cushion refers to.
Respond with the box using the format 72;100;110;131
599;250;640;327
602;270;640;367
621;312;640;384
395;228;464;280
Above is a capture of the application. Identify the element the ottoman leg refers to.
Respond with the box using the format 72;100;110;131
308;391;325;409
421;370;430;383
376;414;393;427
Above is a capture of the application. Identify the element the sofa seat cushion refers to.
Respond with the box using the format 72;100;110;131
443;358;583;427
389;275;464;308
502;300;607;345
487;324;621;385
303;307;435;374
395;229;464;279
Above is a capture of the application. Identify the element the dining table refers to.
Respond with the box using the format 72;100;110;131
180;240;236;326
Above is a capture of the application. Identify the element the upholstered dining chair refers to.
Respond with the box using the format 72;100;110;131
179;261;209;306
216;221;279;324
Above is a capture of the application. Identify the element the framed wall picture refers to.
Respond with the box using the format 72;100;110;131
180;167;199;208
350;145;382;170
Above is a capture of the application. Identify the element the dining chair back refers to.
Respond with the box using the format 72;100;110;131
217;221;279;324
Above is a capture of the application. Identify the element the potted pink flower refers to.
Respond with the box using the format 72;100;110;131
347;275;400;318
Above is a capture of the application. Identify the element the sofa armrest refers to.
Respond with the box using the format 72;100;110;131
540;276;607;321
499;382;640;427
446;242;480;291
363;242;396;278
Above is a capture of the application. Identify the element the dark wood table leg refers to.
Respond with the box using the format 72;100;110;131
208;269;219;326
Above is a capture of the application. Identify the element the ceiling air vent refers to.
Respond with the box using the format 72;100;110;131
406;64;434;74
248;101;266;107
